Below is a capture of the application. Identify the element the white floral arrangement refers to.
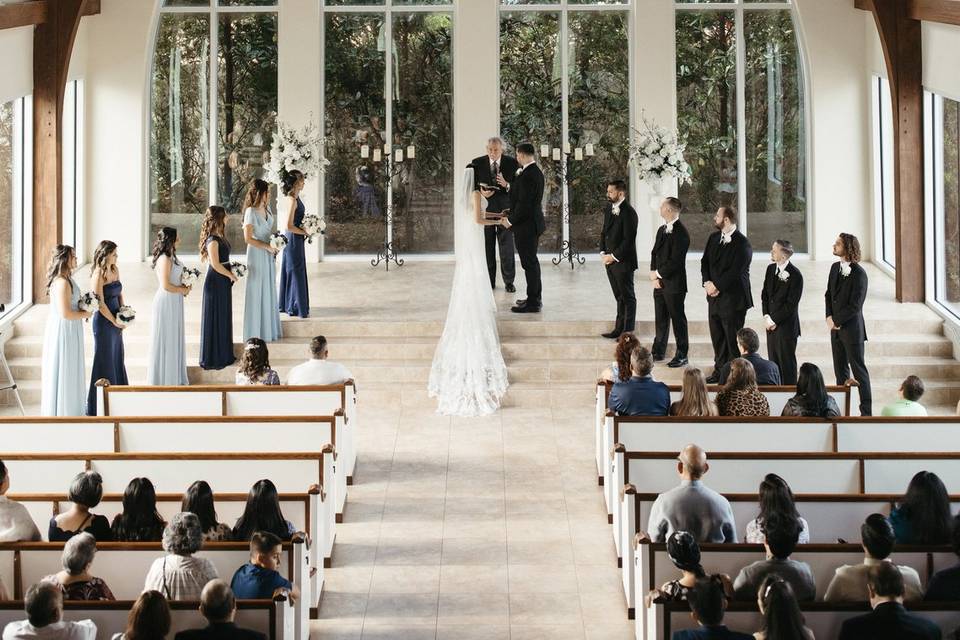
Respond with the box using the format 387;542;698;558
228;262;248;280
180;267;201;288
116;305;136;327
265;119;331;185
78;292;100;314
269;232;288;251
301;214;326;244
629;115;692;187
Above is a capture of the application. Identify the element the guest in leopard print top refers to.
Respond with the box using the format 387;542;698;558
716;358;770;417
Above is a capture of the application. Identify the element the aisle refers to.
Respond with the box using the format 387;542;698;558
313;404;632;640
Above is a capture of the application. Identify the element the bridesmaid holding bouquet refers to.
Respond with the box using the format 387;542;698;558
147;227;191;386
199;206;237;370
278;170;310;318
86;240;128;415
242;179;282;342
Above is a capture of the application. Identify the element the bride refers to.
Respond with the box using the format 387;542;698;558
427;167;509;417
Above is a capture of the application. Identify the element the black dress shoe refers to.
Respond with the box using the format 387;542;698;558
515;298;526;306
705;373;721;384
602;330;621;340
652;353;666;362
505;283;516;293
511;303;541;313
667;356;689;368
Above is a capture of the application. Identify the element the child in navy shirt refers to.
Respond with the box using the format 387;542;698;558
230;531;300;604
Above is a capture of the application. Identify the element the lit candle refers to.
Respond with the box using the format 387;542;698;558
373;148;382;163
563;142;571;154
407;145;416;159
552;148;561;161
585;143;595;157
395;149;403;162
360;145;369;159
540;144;550;158
384;143;391;154
574;147;583;161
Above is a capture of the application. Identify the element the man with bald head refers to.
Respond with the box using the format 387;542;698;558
646;444;737;543
174;579;267;640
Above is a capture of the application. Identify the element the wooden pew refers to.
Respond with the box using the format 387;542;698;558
0;598;294;640
0;540;308;639
96;382;359;483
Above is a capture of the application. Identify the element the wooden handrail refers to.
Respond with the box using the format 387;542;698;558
0;415;337;424
7;491;317;502
628;492;960;502
102;383;354;392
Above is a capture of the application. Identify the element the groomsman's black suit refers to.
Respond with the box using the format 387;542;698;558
825;261;872;416
701;229;753;372
761;261;804;385
599;200;638;335
508;162;546;309
471;154;520;289
650;218;690;361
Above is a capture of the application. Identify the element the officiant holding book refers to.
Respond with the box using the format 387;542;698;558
471;136;519;292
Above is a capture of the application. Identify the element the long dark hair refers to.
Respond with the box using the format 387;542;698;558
45;244;76;292
90;240;118;280
232;479;291;541
756;473;802;533
124;590;171;640
795;363;830;417
199;206;228;262
899;471;953;544
111;477;166;542
244;179;270;210
757;576;808;640
182;480;222;536
150;227;178;269
614;333;640;382
238;338;271;382
281;169;304;197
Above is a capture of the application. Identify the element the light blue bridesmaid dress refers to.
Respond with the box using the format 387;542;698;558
243;207;282;342
147;259;189;385
40;277;86;416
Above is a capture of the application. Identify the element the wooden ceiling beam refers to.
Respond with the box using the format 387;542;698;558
80;0;99;18
907;0;960;25
0;1;47;31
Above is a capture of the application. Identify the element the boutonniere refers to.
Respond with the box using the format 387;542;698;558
839;263;851;278
664;223;674;235
515;168;523;176
778;270;789;282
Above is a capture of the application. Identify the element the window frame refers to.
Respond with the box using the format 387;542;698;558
871;75;896;275
1;96;34;327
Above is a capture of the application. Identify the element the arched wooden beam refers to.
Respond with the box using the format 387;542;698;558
907;0;960;25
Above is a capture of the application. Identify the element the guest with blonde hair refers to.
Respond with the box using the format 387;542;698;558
670;368;719;417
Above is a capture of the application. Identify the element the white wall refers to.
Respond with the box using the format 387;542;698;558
922;22;960;100
0;26;32;105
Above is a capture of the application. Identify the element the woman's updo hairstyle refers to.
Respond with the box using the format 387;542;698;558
281;170;304;197
150;227;178;269
244;179;271;210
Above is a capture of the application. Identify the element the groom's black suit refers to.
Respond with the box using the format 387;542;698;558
508;162;546;307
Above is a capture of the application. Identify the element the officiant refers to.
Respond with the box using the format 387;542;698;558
471;137;520;293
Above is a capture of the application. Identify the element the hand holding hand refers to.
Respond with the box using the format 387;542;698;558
501;218;512;229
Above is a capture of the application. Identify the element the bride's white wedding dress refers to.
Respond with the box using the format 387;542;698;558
427;168;509;417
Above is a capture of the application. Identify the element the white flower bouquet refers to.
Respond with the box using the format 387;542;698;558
301;214;326;244
269;232;288;251
180;267;201;288
228;262;248;279
628;115;692;187
78;292;100;314
116;305;136;327
265;118;331;186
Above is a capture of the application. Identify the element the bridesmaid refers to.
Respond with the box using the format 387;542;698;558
242;179;282;342
41;245;91;416
147;227;191;386
278;170;310;318
199;206;237;370
85;240;128;415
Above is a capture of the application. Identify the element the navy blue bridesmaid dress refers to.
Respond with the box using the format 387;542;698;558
85;280;128;415
200;235;236;371
279;197;309;318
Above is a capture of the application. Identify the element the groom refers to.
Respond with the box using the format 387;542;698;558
503;142;545;313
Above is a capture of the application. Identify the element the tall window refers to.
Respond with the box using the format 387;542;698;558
928;91;960;319
323;0;454;255
149;0;278;254
0;97;30;320
675;0;808;251
872;76;895;269
500;0;630;256
62;80;84;252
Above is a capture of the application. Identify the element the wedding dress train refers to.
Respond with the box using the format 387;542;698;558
427;168;509;417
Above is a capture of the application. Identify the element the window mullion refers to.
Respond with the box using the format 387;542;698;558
735;4;747;235
208;7;219;208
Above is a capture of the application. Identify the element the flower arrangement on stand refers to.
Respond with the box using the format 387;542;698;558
628;115;692;212
265;119;331;186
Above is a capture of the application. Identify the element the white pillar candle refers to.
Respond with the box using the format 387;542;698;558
360;145;370;159
373;148;382;163
384;143;391;154
395;149;403;162
407;145;416;159
552;148;561;161
563;142;571;154
574;148;583;161
585;143;595;157
540;144;550;158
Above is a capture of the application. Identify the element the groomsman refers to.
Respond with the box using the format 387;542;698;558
701;206;753;383
649;197;690;367
599;180;638;339
826;233;873;416
471;137;519;292
761;239;804;385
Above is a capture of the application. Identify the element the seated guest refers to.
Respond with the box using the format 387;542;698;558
608;345;671;416
825;513;922;602
717;328;781;386
925;515;960;601
733;513;815;602
182;481;232;542
144;512;218;600
601;332;640;383
716;359;770;417
781;363;840;418
648;531;708;605
235;338;280;386
670;368;719;417
838;562;942;640
647;444;737;543
2;582;96;639
173;579;267;640
287;335;355;386
754;575;815;640
881;375;928;417
0;460;42;542
230;531;300;604
49;471;112;542
672;575;752;640
111;591;170;640
232;480;296;542
111;477;166;542
42;533;115;600
890;471;952;545
745;474;810;544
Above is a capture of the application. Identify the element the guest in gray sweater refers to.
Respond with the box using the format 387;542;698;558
647;444;737;543
733;513;816;602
